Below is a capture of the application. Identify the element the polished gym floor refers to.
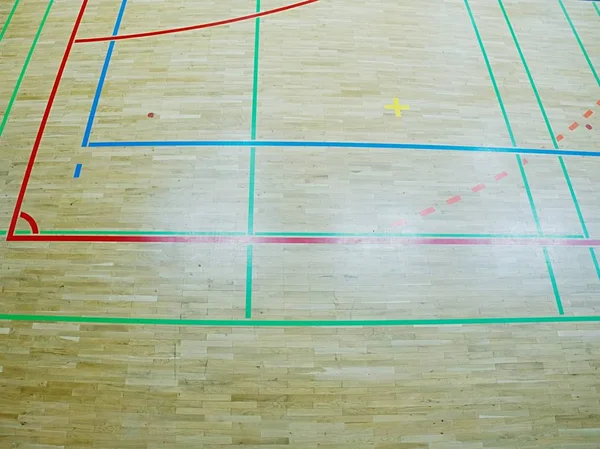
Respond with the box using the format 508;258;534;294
1;0;599;447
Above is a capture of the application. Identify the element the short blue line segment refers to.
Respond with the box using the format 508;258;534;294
81;0;128;147
87;140;600;157
73;164;82;178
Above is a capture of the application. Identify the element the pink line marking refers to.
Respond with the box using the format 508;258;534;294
472;183;485;193
494;171;508;181
391;218;408;228
569;122;579;131
557;134;564;142
419;207;435;217
7;234;600;247
446;195;461;205
522;158;529;165
583;110;594;119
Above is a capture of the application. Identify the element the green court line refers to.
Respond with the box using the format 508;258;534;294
245;245;253;318
497;0;558;149
463;0;516;147
557;0;599;86
0;0;53;137
1;313;599;327
0;0;21;42
594;3;600;17
244;0;261;318
590;248;600;280
543;247;564;314
2;230;585;239
516;155;543;236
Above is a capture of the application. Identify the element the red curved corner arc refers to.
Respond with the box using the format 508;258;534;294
19;211;40;235
75;0;319;44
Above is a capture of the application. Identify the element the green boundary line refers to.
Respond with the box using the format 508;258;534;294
1;313;599;327
543;247;564;314
557;0;599;87
244;0;262;318
594;3;600;17
0;0;21;42
463;0;516;147
1;230;586;239
0;0;53;137
497;0;558;149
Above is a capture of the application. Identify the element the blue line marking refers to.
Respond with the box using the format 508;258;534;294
81;0;128;147
87;140;600;157
73;164;82;178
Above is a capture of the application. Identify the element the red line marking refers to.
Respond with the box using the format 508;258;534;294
446;195;461;205
419;207;435;217
75;0;319;44
583;110;594;119
391;218;408;228
19;212;39;235
494;171;508;181
569;122;579;131
556;134;564;142
586;124;592;130
6;0;90;240
597;100;600;106
471;183;485;193
7;234;600;247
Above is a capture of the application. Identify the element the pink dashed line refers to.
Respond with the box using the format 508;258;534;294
494;171;508;181
419;207;435;217
471;183;485;193
391;218;408;228
446;195;461;205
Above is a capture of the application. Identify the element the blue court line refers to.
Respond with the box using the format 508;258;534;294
88;140;600;157
81;0;128;147
73;164;82;178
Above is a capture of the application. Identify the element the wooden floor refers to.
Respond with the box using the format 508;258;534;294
1;0;600;447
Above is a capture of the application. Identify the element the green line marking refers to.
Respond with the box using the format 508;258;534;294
247;148;256;235
250;0;261;141
1;230;586;239
558;157;589;238
1;313;599;327
0;0;53;137
543;247;564;314
590;248;600;280
463;0;516;147
245;245;253;318
0;0;21;42
594;3;600;17
557;0;599;86
498;0;558;149
516;155;543;236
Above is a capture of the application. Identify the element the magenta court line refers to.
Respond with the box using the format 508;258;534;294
6;234;600;247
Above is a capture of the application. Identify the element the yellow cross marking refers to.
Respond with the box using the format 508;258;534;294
384;98;410;117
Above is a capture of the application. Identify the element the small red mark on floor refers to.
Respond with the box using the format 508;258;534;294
583;110;594;119
569;122;579;131
391;218;408;228
586;124;592;130
597;100;600;106
148;112;154;118
446;196;461;205
419;207;435;217
522;158;529;165
472;183;485;193
494;171;508;181
556;134;564;142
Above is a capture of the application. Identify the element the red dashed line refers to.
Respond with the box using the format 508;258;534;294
390;99;599;229
446;195;461;205
419;207;436;217
494;171;508;181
